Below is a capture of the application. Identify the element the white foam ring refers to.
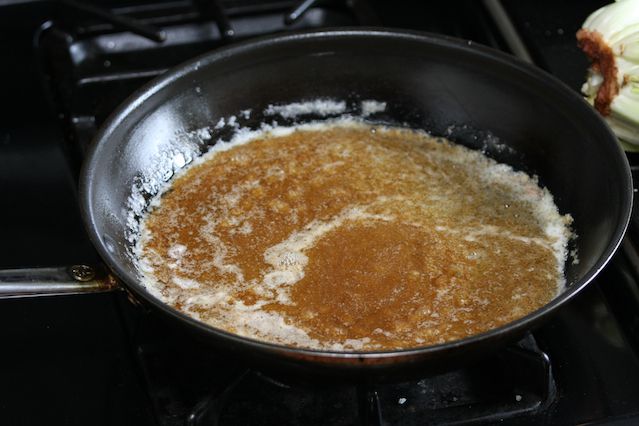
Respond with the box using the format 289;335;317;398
125;127;212;248
264;99;347;118
360;100;387;116
126;98;576;351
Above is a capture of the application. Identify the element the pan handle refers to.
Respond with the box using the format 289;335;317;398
0;264;119;299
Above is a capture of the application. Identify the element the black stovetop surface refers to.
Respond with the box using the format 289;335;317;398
2;1;639;425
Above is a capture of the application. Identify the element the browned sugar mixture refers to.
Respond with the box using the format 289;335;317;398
136;121;572;351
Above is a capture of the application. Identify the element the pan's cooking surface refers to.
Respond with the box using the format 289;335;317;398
137;120;571;350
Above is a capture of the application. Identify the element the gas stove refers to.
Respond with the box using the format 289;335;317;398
2;1;639;425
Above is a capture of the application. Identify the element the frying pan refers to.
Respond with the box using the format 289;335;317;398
0;29;632;381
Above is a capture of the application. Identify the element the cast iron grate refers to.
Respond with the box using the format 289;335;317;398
128;306;555;426
33;0;374;175
34;0;506;178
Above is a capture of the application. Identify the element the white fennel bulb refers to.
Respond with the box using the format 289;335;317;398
578;0;639;148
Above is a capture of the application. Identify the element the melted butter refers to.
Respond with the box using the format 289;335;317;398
136;121;572;351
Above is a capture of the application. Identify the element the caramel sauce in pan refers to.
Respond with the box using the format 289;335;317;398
137;122;571;351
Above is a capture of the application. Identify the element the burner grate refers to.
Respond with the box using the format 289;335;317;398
128;304;556;426
35;0;505;177
35;0;371;178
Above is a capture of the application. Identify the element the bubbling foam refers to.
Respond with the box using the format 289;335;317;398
134;119;574;351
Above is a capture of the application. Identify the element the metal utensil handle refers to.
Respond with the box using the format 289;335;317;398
0;265;119;299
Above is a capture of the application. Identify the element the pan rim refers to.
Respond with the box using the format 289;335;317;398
80;27;633;360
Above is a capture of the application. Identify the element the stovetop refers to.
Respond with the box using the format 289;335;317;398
2;1;639;425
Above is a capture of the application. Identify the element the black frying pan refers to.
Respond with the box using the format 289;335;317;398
1;29;632;381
